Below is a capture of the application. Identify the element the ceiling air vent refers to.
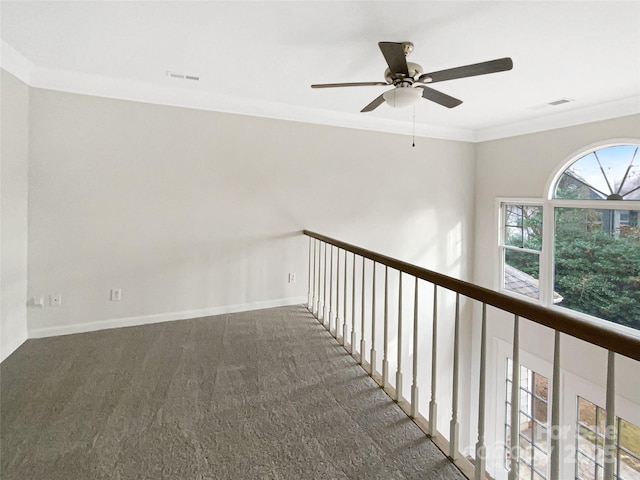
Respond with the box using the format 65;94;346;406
166;71;199;81
548;98;573;106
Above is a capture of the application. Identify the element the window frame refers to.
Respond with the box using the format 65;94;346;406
496;140;640;336
504;359;550;480
496;198;548;305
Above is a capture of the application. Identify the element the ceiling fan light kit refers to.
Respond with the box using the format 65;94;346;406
311;41;513;113
382;86;422;108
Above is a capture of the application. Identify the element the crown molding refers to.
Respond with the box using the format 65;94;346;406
0;40;34;83
2;40;638;144
27;65;476;142
475;96;640;142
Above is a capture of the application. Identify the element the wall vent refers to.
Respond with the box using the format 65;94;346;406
548;98;573;106
166;71;199;81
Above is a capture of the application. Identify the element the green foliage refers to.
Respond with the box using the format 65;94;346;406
505;249;539;278
554;229;640;329
506;205;640;330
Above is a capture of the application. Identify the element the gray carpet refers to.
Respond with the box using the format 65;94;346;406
1;305;464;480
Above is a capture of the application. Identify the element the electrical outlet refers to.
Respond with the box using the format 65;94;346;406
288;273;296;283
50;294;62;307
111;288;122;301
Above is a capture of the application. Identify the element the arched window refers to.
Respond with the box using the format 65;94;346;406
553;145;640;201
498;142;640;332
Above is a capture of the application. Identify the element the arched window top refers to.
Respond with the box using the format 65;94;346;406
553;144;640;200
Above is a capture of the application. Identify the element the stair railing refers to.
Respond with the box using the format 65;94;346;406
303;230;640;480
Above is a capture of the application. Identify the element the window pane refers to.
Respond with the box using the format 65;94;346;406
504;204;543;250
533;447;547;474
506;204;524;226
505;360;549;479
554;145;640;200
506;226;525;247
505;249;541;300
554;208;640;330
619;418;640;476
576;397;640;479
579;396;598;429
534;373;549;401
534;423;548;453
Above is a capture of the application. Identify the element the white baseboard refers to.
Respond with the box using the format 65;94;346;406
1;331;28;363
27;296;308;339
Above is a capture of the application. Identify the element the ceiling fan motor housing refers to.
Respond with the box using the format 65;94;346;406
384;62;423;84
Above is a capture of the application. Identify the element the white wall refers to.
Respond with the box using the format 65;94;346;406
472;115;640;478
0;69;29;361
26;87;476;338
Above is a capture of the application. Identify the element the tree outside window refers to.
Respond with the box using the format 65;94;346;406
500;144;640;332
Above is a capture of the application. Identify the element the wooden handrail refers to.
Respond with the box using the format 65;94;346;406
303;230;640;362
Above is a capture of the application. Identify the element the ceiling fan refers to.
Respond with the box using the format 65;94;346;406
311;42;513;112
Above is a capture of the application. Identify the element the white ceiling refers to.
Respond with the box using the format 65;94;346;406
1;1;639;142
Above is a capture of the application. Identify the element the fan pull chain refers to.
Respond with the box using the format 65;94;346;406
412;106;416;147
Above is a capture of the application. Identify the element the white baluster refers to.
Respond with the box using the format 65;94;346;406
307;237;312;310
603;350;616;480
475;303;487;480
316;241;322;318
336;249;341;340
449;293;460;460
351;253;357;355
508;316;520;480
382;266;389;388
342;248;348;347
428;284;438;436
328;245;334;333
550;331;560;480
360;258;366;366
312;239;317;317
396;273;403;402
370;262;377;374
411;276;419;418
323;242;328;326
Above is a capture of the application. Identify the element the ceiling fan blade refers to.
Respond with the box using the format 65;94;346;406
419;57;513;84
378;42;410;76
311;81;388;88
361;93;386;112
417;86;463;108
